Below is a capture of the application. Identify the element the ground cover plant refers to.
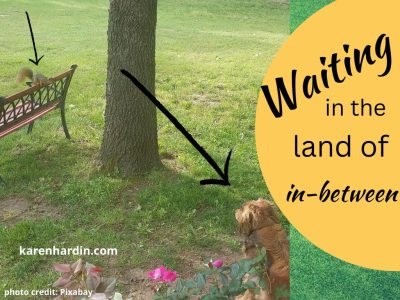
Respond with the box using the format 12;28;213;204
148;249;267;299
0;0;289;297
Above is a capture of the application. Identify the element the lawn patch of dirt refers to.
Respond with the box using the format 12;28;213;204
160;152;186;174
0;196;61;226
113;248;242;300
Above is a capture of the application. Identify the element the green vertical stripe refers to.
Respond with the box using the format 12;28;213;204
290;1;400;299
290;0;333;33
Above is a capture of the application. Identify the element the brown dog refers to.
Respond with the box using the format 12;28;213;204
235;199;290;300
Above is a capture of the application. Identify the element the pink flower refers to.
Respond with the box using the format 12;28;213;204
147;266;177;283
162;270;177;282
212;259;223;268
148;266;166;281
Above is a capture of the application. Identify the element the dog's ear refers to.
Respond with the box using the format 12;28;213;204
243;199;281;231
236;200;281;235
246;211;254;234
249;202;264;229
235;206;254;235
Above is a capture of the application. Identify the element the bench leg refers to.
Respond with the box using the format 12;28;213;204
27;122;35;134
60;104;71;139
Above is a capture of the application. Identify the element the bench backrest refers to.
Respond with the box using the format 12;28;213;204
0;65;77;137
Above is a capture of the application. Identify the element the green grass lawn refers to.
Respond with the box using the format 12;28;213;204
0;0;289;297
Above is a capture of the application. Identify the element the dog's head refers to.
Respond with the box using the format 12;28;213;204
235;198;280;236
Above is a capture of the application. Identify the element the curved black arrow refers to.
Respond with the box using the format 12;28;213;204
121;69;232;186
25;11;44;66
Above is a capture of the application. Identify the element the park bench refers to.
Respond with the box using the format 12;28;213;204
0;64;77;139
0;64;77;183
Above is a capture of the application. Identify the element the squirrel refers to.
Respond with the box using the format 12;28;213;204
16;67;50;87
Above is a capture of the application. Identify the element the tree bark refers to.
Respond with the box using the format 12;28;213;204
101;0;160;176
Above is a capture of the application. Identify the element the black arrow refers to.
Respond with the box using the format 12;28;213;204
121;69;232;186
25;11;44;66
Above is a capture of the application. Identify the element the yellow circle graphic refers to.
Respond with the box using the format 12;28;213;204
256;0;400;270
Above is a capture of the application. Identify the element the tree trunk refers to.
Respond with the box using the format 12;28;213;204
100;0;160;176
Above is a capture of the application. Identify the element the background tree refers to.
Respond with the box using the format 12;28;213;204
100;0;160;176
